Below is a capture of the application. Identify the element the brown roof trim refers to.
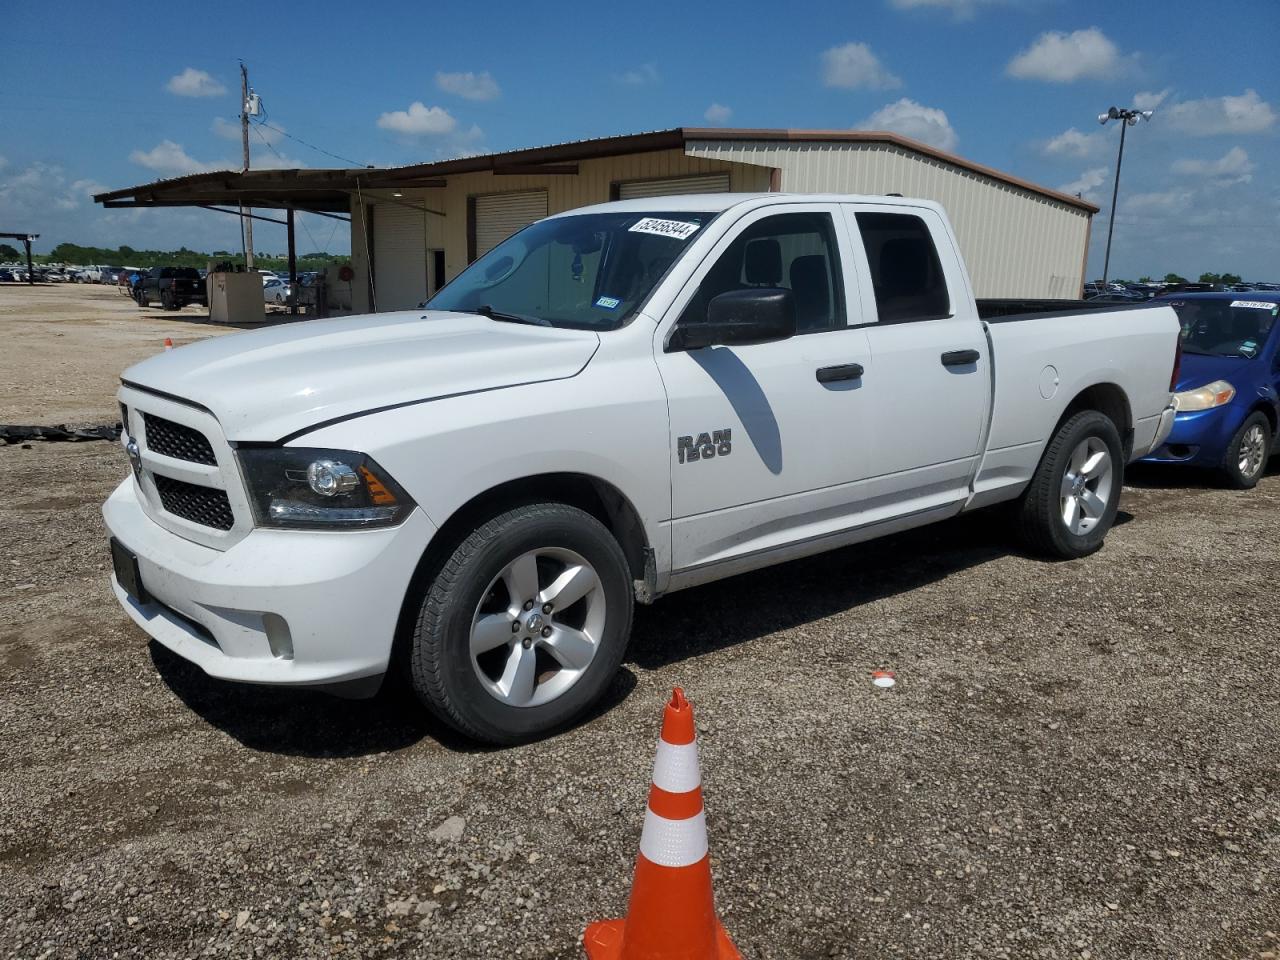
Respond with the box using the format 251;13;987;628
94;126;1096;214
679;128;1099;213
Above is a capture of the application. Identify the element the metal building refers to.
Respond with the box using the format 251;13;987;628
96;128;1097;313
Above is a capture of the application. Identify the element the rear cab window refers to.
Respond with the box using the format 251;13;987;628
853;212;951;323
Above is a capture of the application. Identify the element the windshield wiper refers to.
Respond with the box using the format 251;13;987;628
470;304;552;327
1179;346;1213;355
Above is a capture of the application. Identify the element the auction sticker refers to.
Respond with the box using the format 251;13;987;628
1230;300;1277;311
594;296;621;310
629;217;701;240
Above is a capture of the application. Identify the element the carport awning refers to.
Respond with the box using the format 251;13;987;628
92;168;448;215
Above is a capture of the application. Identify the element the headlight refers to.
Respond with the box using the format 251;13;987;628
236;447;415;529
1173;380;1236;412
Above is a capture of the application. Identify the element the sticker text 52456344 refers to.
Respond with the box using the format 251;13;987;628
629;218;701;241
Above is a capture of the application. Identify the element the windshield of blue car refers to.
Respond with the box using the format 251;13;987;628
425;211;716;330
1169;299;1279;358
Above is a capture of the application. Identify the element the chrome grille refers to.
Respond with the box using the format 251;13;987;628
153;475;235;530
143;413;217;465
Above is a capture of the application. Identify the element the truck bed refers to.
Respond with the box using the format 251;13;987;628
977;298;1157;321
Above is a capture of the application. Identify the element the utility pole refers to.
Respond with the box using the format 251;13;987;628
240;61;254;271
1097;106;1153;287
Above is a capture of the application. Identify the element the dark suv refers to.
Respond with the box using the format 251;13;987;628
135;267;207;310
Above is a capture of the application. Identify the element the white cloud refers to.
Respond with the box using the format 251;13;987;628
822;42;901;90
1006;27;1122;83
166;67;226;98
435;70;500;101
0;162;108;218
1042;127;1106;158
1171;146;1255;184
212;116;285;146
857;98;957;152
376;102;458;136
704;103;733;125
1123;188;1193;214
1133;89;1171;111
1058;166;1108;200
888;0;1003;17
129;140;221;176
616;63;660;86
1163;89;1275;136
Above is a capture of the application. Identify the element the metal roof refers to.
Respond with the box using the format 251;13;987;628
94;127;1098;214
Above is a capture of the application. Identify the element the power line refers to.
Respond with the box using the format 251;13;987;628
253;115;366;169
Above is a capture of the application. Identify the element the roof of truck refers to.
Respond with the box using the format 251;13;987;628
562;192;948;216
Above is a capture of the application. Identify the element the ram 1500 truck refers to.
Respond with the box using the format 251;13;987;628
104;193;1180;743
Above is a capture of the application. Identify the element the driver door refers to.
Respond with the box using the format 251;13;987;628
654;203;875;573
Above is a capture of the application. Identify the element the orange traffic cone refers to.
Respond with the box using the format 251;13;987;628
584;688;740;960
163;337;174;350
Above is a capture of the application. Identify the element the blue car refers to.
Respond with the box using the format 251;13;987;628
1141;292;1280;487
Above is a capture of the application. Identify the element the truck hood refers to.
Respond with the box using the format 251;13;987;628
1175;352;1253;392
122;310;600;441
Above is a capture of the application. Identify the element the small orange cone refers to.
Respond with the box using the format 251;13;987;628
584;688;740;960
163;337;174;350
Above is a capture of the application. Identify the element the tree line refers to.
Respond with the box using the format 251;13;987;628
0;242;348;272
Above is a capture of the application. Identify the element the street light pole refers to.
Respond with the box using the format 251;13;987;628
1097;105;1153;287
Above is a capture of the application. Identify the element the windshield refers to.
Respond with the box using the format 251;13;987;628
426;211;716;330
1169;298;1278;358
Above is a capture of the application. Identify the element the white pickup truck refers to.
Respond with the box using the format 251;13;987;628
105;193;1179;743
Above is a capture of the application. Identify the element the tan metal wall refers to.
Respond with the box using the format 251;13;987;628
685;139;1091;299
349;150;770;312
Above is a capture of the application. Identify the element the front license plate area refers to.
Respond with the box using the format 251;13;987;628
109;537;150;604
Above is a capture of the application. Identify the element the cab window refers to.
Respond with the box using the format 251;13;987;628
678;212;846;333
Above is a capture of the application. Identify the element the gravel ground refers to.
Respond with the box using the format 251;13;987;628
2;286;1279;959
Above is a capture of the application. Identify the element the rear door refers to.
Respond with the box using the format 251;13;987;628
840;204;990;520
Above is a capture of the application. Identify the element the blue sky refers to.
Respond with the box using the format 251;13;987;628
2;0;1277;280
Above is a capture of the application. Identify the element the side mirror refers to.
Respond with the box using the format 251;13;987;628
671;288;797;351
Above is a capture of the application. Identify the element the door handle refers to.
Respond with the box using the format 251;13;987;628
941;349;980;367
816;363;865;384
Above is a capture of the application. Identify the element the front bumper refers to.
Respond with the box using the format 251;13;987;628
1139;403;1236;467
103;476;435;687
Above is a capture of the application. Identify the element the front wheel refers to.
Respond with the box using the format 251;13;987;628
409;503;634;744
1221;412;1272;489
1017;410;1124;559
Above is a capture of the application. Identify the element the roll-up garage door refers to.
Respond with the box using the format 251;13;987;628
473;191;548;259
372;201;427;311
616;173;731;200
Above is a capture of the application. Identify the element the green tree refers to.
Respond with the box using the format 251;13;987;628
1221;272;1242;286
1199;272;1221;285
1138;275;1154;283
1164;272;1188;285
0;243;21;260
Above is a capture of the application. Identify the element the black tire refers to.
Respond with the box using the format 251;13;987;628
1017;410;1124;559
160;289;174;311
1220;412;1272;489
409;503;634;744
136;290;149;308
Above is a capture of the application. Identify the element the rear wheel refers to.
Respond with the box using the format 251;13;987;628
160;289;175;311
1221;412;1271;489
409;503;634;744
1017;410;1123;559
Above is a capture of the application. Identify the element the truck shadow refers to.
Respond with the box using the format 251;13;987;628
147;641;637;759
1125;460;1280;490
625;507;1128;670
149;504;1138;756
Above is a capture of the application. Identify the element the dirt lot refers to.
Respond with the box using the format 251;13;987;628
2;285;1278;960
